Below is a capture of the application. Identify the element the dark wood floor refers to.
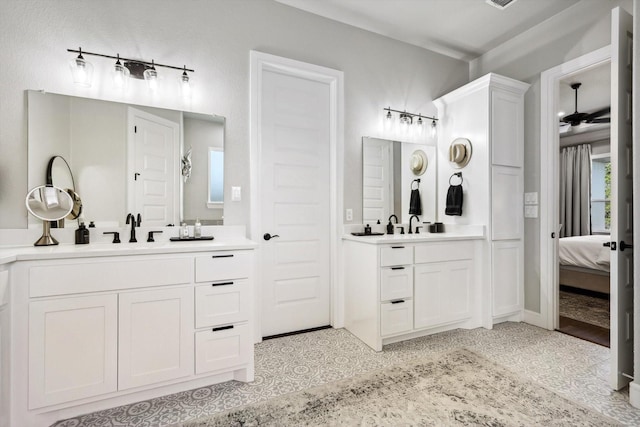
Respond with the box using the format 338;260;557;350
557;316;610;348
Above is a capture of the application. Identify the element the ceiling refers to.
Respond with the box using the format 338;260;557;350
275;0;582;61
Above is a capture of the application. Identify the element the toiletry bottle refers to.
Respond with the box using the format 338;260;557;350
194;218;202;238
180;222;189;239
75;222;90;244
364;224;371;235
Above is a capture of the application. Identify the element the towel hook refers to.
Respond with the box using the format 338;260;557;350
411;178;421;190
449;172;463;186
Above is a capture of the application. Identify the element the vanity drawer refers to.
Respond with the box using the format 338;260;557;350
29;258;193;297
380;245;413;267
195;323;251;374
195;251;253;283
380;266;413;301
380;299;413;336
195;279;250;328
414;241;474;264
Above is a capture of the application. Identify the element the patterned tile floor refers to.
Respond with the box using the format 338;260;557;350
53;322;640;427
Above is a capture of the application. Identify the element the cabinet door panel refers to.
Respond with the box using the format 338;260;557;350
195;323;251;374
491;166;523;240
195;280;251;328
119;287;193;390
380;300;413;336
413;265;443;329
492;241;523;317
380;246;413;267
29;294;118;408
491;90;523;167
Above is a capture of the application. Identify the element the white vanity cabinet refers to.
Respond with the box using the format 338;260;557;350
7;242;256;427
344;237;482;351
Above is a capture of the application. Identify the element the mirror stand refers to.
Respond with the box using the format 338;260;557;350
35;221;59;246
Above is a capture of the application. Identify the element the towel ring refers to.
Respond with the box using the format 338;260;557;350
449;172;463;186
411;178;421;190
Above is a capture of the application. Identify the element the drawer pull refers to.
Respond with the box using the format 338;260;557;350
211;281;234;287
391;266;405;270
391;300;405;304
211;254;234;258
391;246;405;249
212;325;234;332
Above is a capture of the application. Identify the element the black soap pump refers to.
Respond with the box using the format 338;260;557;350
387;214;398;235
75;222;90;244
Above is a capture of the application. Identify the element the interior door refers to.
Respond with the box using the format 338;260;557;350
260;68;331;337
128;108;179;227
610;6;634;391
362;137;392;224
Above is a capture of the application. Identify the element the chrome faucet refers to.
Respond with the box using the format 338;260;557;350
408;215;419;234
126;213;142;242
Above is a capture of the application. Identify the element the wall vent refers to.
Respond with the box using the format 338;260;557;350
485;0;518;10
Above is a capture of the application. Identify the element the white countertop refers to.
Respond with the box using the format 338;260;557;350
342;224;485;245
0;238;257;265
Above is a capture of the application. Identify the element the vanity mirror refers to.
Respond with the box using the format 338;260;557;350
26;185;74;246
27;91;225;228
362;137;436;225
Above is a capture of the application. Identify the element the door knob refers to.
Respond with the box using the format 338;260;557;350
263;233;280;241
620;241;634;251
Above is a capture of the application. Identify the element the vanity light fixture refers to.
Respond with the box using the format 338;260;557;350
67;48;195;92
383;107;438;138
180;66;191;97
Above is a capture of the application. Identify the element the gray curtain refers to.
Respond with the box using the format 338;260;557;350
559;144;591;237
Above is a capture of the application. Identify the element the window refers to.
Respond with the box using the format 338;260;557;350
591;155;610;233
208;148;224;206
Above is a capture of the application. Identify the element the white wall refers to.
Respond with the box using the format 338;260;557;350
470;0;632;312
0;0;468;230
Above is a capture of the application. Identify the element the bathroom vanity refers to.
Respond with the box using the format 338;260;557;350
0;232;256;427
343;229;486;351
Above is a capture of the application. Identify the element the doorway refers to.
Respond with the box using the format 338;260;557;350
249;51;344;340
539;6;633;392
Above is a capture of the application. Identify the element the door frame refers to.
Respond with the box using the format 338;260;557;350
249;51;344;342
539;45;611;330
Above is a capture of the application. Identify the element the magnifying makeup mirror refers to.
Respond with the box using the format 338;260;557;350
26;185;74;246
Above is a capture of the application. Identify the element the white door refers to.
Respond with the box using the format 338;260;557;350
363;137;392;224
118;287;193;390
610;6;634;391
128;108;180;227
259;68;332;337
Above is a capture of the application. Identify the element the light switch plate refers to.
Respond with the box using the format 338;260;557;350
524;205;538;218
231;186;241;201
524;192;538;205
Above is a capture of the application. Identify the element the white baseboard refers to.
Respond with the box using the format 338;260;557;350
630;382;640;409
523;309;548;329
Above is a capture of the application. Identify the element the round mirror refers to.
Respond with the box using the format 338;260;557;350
26;185;74;246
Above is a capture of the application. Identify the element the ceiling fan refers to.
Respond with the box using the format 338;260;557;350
560;82;610;127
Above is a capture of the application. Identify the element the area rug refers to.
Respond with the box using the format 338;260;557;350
560;290;610;329
179;348;619;426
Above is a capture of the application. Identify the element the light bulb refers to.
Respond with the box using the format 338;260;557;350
430;120;437;138
113;55;129;89
69;48;93;87
144;60;158;91
180;67;191;97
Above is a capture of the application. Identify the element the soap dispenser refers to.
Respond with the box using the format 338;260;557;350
386;220;394;235
75;222;90;244
194;218;202;239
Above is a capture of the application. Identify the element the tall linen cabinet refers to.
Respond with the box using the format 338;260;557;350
434;73;530;326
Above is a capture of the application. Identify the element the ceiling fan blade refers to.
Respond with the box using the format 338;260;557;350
584;107;610;120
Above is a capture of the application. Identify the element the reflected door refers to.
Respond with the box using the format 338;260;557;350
127;108;180;227
259;67;331;337
363;137;392;224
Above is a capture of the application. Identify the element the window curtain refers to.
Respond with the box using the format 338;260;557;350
559;144;591;237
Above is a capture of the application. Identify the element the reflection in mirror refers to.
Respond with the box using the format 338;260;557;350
27;90;224;228
25;185;73;246
362;137;436;225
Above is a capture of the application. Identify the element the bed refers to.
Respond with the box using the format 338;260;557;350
559;235;610;294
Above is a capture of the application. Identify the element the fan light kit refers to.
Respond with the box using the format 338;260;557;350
68;47;194;95
383;107;438;139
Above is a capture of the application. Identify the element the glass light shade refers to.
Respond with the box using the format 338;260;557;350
69;56;93;87
430;120;437;138
144;68;158;91
180;72;191;97
113;62;130;89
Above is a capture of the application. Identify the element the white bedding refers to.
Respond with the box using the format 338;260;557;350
559;235;610;272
